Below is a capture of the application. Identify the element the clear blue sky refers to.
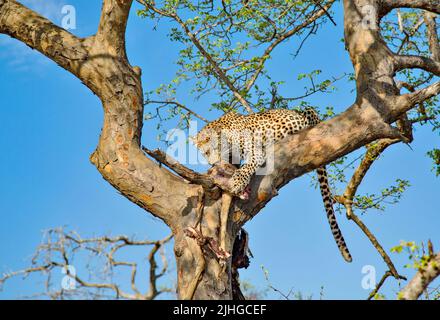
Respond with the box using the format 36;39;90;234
0;0;439;299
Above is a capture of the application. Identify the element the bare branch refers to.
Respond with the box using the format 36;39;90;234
142;147;218;192
145;100;209;123
0;228;173;300
339;139;401;204
368;270;393;300
333;134;412;281
396;17;425;54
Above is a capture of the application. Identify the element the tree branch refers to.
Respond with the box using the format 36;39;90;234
145;100;209;123
367;270;393;300
137;0;253;113
142;147;218;191
0;0;88;75
0;0;200;227
240;0;337;100
381;0;440;16
333;139;407;280
0;228;173;300
395;54;440;76
399;249;440;300
96;0;133;57
423;12;440;61
392;81;440;118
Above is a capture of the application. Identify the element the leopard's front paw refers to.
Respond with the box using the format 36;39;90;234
229;176;244;194
229;177;250;200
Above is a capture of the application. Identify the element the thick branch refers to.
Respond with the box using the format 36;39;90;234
381;0;440;16
0;0;88;75
399;252;440;300
236;103;408;222
424;12;440;61
395;55;440;76
391;81;440;119
97;0;133;57
96;0;133;58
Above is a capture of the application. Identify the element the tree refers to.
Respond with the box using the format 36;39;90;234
0;0;439;299
0;228;174;300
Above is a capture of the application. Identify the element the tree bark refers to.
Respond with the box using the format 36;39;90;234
1;0;439;299
399;252;440;300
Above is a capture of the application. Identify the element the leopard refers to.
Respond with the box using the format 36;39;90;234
191;107;352;262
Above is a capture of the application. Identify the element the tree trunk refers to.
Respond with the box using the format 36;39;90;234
0;0;439;299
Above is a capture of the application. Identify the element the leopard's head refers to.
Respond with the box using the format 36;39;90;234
191;111;240;165
190;127;222;165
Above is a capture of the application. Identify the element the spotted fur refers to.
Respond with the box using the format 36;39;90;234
192;108;352;262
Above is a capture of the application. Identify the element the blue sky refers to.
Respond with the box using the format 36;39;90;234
0;0;439;299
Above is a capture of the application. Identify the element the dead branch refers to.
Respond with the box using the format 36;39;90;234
142;147;218;191
0;228;173;300
367;271;393;300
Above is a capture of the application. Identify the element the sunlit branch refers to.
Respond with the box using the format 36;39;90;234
334;139;406;280
399;242;440;300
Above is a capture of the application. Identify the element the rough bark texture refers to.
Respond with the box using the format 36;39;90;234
1;0;439;299
399;252;440;300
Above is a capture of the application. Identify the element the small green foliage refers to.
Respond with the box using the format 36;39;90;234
391;240;430;270
353;179;410;214
137;0;342;137
373;293;386;300
427;148;440;176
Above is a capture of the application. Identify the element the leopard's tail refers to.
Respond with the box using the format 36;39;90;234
316;166;352;262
